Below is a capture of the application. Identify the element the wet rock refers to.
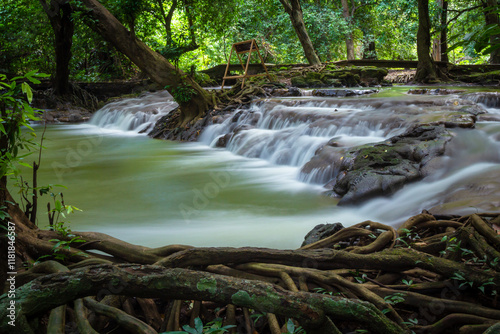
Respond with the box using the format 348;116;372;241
312;89;377;97
429;170;500;216
215;133;232;148
269;87;302;97
322;125;454;205
69;113;83;122
463;92;500;109
408;88;466;95
301;223;344;247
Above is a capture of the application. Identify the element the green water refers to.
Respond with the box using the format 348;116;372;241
17;124;343;248
13;86;500;248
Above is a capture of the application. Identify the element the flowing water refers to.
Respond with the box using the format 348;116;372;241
21;88;500;248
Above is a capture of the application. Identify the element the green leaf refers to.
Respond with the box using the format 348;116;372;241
194;317;203;333
180;325;198;334
18;161;33;169
287;318;295;333
21;82;33;103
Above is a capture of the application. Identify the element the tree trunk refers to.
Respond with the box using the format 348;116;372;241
341;0;355;60
440;0;449;63
415;0;439;83
79;0;212;125
362;37;376;59
39;0;74;96
278;0;321;65
484;0;500;64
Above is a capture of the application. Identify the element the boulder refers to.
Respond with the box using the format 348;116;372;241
320;125;454;205
311;89;377;97
301;223;344;247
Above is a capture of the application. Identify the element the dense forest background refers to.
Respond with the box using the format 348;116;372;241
1;0;498;83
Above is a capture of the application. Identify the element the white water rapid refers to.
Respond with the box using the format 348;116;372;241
27;87;500;248
89;90;178;133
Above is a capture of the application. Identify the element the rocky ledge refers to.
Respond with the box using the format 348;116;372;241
324;125;453;205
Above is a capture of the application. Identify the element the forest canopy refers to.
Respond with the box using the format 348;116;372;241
1;0;498;82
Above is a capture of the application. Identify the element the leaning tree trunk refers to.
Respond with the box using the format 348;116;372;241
415;0;439;82
278;0;321;65
484;0;500;64
341;0;355;60
39;0;74;96
79;0;212;125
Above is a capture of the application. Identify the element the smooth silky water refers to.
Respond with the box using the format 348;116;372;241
18;87;500;248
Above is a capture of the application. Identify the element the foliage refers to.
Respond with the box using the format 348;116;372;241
162;317;236;334
166;82;196;104
1;0;498;82
0;71;47;181
285;318;305;334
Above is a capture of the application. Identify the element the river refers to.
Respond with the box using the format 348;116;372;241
21;87;500;248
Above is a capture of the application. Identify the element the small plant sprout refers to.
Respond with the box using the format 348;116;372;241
402;279;414;287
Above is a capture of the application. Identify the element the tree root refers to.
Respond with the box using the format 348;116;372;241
4;199;500;334
83;297;158;334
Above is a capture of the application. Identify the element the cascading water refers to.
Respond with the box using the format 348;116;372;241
201;95;453;185
89;90;178;133
200;90;500;218
25;88;500;248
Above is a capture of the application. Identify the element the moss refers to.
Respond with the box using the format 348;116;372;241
231;290;252;306
291;76;307;87
197;278;217;295
305;71;322;81
360;67;388;80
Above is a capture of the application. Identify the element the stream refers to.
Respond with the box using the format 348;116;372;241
23;87;500;248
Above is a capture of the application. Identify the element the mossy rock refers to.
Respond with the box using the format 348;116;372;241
247;74;278;85
307;79;325;87
337;73;360;87
305;71;323;81
457;70;500;84
360;67;388;81
322;78;342;87
291;76;308;87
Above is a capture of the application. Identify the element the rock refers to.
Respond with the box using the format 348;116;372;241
455;70;500;85
301;223;344;247
215;133;232;148
291;76;307;87
69;113;83;122
407;88;466;95
428;170;500;216
43;112;54;122
463;92;500;109
289;67;387;89
322;125;454;205
311;89;377;97
269;87;302;97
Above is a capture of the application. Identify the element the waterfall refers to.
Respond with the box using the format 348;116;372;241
464;92;500;111
200;98;418;185
89;91;178;133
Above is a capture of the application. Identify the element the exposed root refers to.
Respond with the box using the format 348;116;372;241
4;197;500;334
